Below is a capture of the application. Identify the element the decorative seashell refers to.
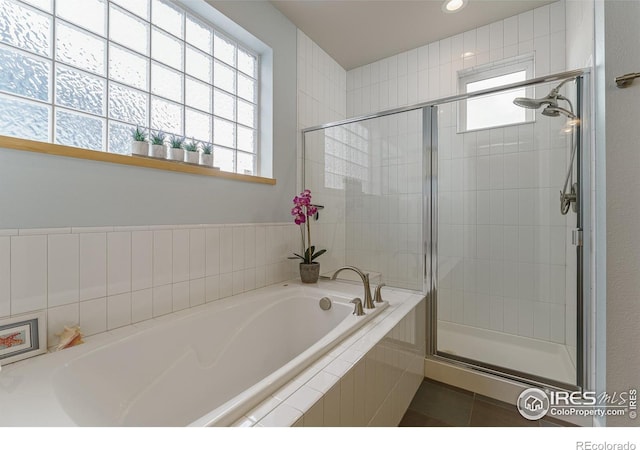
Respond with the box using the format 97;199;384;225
55;326;84;351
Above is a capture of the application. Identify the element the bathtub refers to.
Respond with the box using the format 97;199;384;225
0;280;404;427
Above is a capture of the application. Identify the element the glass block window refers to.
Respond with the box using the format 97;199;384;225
0;0;259;174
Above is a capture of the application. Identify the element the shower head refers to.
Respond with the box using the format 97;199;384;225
512;95;557;110
513;78;576;120
542;105;576;119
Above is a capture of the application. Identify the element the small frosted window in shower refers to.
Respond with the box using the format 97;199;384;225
466;71;527;131
458;56;534;132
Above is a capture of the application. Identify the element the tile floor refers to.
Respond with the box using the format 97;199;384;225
399;378;572;427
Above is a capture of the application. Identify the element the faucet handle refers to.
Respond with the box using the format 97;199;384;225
350;297;365;316
374;283;386;303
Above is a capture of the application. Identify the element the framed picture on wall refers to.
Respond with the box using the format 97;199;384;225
0;312;47;366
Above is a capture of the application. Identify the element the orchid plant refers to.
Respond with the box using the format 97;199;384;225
290;189;325;264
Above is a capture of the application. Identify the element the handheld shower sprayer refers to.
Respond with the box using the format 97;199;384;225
512;77;579;215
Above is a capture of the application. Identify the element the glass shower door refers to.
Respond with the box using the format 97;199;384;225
433;78;582;387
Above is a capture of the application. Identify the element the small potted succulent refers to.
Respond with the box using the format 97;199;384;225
183;139;199;164
131;126;148;156
200;142;213;166
168;135;185;161
149;131;166;158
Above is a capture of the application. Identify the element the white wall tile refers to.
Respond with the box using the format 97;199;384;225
152;284;172;317
47;234;79;307
232;227;245;272
205;227;220;276
79;297;106;336
0;237;9;317
518;10;534;42
205;275;219;303
132;231;152;291
533;5;550;38
503;16;519;47
78;233;106;303
11;235;47;315
189;229;205;280
107;292;131;329
533;301;550;340
47;303;79;347
172;230;189;283
172;281;189;312
131;288;153;323
153;230;172;287
242;227;256;269
189;278;205;307
107;232;131;296
232;271;244;295
219;228;233;274
219;272;232;299
518;300;534;337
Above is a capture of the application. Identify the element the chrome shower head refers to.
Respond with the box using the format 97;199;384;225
542;105;576;119
512;95;557;109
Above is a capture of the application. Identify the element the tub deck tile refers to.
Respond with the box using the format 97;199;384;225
257;403;303;427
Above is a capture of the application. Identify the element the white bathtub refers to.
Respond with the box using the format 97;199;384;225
0;281;391;426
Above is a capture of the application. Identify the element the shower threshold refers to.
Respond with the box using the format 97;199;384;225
436;321;576;386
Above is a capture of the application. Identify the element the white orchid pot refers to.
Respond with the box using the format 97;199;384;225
131;141;148;156
184;151;199;164
168;147;184;161
200;153;213;166
150;144;166;159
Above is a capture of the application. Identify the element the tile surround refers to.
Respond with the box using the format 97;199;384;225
0;223;299;349
340;1;569;345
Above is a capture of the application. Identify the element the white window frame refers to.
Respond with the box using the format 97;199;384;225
457;54;535;133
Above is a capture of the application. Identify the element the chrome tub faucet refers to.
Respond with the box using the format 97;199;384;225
331;266;375;309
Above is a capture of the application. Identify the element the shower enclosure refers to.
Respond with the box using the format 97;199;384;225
302;69;588;391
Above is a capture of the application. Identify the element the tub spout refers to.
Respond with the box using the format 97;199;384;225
330;266;374;309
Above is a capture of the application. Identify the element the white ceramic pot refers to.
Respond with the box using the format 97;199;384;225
168;147;184;161
199;153;213;166
150;144;166;159
184;151;199;164
131;141;148;156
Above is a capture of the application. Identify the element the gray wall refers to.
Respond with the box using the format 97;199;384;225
602;0;640;427
0;0;297;229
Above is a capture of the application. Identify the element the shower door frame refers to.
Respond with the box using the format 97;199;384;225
300;68;590;393
424;72;590;393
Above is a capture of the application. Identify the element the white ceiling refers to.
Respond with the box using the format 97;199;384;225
270;0;555;70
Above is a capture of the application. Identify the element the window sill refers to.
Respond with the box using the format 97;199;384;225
0;135;276;185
